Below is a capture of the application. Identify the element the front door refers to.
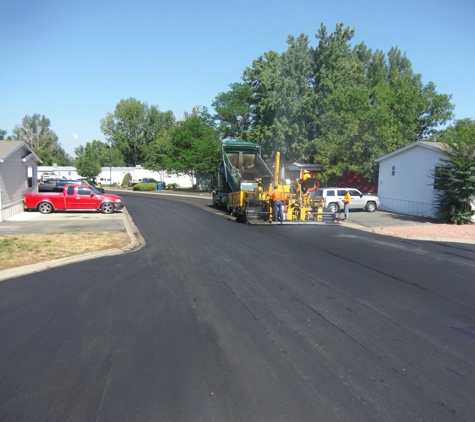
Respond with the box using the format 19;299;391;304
64;186;97;209
348;189;365;210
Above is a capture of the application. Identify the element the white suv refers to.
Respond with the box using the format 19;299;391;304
314;188;380;213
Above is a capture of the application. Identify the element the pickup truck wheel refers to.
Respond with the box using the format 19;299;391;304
328;202;339;213
38;202;53;214
366;201;377;212
101;202;115;214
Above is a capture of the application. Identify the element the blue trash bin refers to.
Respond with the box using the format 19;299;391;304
157;182;163;191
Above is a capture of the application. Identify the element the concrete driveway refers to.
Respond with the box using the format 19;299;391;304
0;210;126;235
336;209;437;228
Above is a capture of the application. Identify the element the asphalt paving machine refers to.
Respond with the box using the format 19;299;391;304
219;144;326;223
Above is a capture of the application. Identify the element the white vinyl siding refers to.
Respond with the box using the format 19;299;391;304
0;148;38;221
377;146;444;218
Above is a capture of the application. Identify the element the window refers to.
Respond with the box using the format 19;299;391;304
78;187;92;196
391;166;395;176
67;186;75;195
327;190;335;197
26;166;33;188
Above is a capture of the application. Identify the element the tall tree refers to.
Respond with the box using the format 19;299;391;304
312;23;370;183
12;114;72;165
74;143;102;178
273;33;316;163
312;24;454;183
164;114;221;187
434;119;475;224
211;22;454;184
74;139;125;167
100;98;174;166
212;82;254;140
243;50;281;159
0;129;7;140
144;130;174;175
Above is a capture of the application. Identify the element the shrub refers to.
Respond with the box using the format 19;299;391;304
167;183;179;189
435;119;475;224
133;182;157;191
122;173;132;187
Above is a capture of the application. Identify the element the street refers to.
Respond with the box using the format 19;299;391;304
1;192;474;421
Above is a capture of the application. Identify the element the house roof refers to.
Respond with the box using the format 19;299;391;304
375;141;447;163
0;140;42;164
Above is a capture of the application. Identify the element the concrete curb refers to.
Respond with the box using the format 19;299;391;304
0;207;145;282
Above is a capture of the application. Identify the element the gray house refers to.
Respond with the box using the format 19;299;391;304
0;141;42;222
375;141;446;218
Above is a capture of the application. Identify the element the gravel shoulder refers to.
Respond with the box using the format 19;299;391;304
374;223;475;241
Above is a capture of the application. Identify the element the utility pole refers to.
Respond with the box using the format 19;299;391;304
109;143;112;186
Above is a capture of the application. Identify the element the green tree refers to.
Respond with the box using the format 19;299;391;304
243;50;281;159
312;23;370;184
312;23;454;184
76;139;125;167
273;34;316;163
434;119;475;224
74;143;102;178
12;114;73;165
0;129;7;140
212;82;254;140
100;98;175;166
165;114;221;188
144;129;174;177
211;22;454;184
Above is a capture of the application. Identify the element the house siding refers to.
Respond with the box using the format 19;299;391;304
377;146;444;218
0;148;38;222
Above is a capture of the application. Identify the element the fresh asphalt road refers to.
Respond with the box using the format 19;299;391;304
1;193;475;422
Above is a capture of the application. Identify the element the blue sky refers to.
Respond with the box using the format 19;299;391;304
1;0;474;157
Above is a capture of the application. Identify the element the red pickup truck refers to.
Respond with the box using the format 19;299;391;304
24;184;124;214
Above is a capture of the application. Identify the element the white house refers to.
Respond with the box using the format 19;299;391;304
0;141;42;221
375;141;446;218
38;165;194;188
37;165;80;181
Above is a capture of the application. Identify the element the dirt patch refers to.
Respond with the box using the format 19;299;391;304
374;223;475;241
0;232;130;271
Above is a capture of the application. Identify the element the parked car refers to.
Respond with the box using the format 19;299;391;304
314;187;380;213
25;184;122;214
128;178;166;188
39;179;105;194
